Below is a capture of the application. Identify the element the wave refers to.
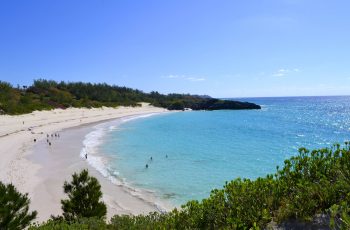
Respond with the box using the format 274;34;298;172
120;113;161;123
79;112;169;212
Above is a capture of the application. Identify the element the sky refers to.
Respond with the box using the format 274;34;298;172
0;0;350;98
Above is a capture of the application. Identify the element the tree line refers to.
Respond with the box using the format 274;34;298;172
0;79;260;115
1;143;350;229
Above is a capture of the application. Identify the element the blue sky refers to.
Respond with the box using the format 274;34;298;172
1;0;350;97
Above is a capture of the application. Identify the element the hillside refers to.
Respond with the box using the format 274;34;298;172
0;79;260;115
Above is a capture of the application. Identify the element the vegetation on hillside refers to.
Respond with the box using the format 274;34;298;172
0;79;260;115
3;143;350;229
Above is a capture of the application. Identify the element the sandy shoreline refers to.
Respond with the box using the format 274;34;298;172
0;104;171;223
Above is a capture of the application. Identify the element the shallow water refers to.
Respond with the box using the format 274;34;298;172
87;96;350;206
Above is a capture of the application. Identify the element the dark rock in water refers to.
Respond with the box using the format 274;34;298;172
163;192;176;199
199;99;261;110
167;98;261;111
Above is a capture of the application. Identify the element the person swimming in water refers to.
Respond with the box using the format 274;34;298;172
145;164;149;168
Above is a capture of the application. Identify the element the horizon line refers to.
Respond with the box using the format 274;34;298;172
225;94;350;99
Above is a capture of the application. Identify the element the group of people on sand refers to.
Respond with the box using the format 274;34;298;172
31;130;60;147
43;132;60;146
145;154;168;169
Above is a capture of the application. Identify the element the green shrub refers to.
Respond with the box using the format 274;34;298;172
61;169;107;221
30;217;107;230
0;181;37;229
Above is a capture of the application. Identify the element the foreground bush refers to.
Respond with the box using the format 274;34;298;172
61;169;107;221
29;217;107;230
0;181;37;229
330;196;350;230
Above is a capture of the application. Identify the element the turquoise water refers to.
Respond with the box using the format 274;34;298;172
100;96;350;206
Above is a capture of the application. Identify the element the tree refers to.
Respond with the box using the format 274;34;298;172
61;170;107;221
0;181;37;229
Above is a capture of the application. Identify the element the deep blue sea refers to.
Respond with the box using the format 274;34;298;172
87;96;350;207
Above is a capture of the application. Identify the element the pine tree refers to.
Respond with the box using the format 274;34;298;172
61;169;107;221
0;181;37;229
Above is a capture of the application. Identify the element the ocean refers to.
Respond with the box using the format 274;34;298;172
81;96;350;208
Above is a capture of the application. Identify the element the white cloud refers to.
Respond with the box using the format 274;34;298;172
162;74;206;82
163;74;183;79
273;69;288;77
186;77;205;82
272;68;300;77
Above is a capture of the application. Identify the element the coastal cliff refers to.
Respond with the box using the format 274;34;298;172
167;98;261;110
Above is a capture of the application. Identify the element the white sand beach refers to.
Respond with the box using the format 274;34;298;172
0;104;170;223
